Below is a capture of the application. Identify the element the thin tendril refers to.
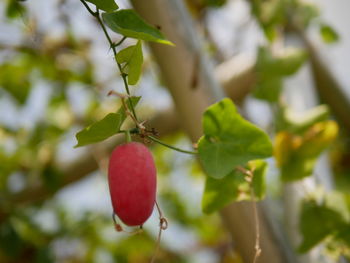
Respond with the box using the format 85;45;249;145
150;201;168;263
236;166;262;263
147;135;197;155
251;185;261;263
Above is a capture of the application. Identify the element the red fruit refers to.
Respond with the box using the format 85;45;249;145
108;142;157;226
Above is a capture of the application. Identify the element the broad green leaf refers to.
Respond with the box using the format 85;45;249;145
75;113;123;147
254;47;307;102
275;105;330;134
102;10;173;45
256;47;307;77
198;98;273;179
253;75;282;102
275;120;338;181
320;24;339;44
75;96;141;147
202;160;267;214
274;48;308;76
299;200;345;253
116;41;143;85
334;225;350;248
85;0;118;12
202;170;244;214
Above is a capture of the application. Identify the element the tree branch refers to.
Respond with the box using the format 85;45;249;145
298;31;350;134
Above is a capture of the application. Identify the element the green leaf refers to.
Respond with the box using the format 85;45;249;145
5;0;26;19
275;120;338;181
75;113;123;147
198;98;273;179
253;75;282;102
274;48;308;76
263;26;277;42
275;105;330;134
202;171;244;214
102;10;173;45
85;0;118;12
253;47;307;102
202;160;267;214
320;24;339;44
257;47;307;77
250;160;267;199
325;192;350;222
298;200;345;253
116;41;143;85
334;224;350;247
75;96;141;147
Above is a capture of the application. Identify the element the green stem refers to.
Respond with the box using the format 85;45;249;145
80;1;138;121
147;135;197;155
112;36;127;48
79;0;96;16
81;1;196;156
125;130;132;143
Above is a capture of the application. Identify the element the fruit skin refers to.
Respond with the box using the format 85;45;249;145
108;142;157;226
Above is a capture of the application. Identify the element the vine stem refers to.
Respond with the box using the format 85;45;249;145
150;201;168;263
80;0;137;120
236;166;261;263
147;135;197;155
251;184;261;263
80;0;197;156
125;130;132;143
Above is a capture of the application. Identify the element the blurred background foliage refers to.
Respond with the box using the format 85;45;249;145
0;0;350;262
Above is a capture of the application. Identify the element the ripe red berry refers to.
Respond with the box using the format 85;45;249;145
108;142;157;226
